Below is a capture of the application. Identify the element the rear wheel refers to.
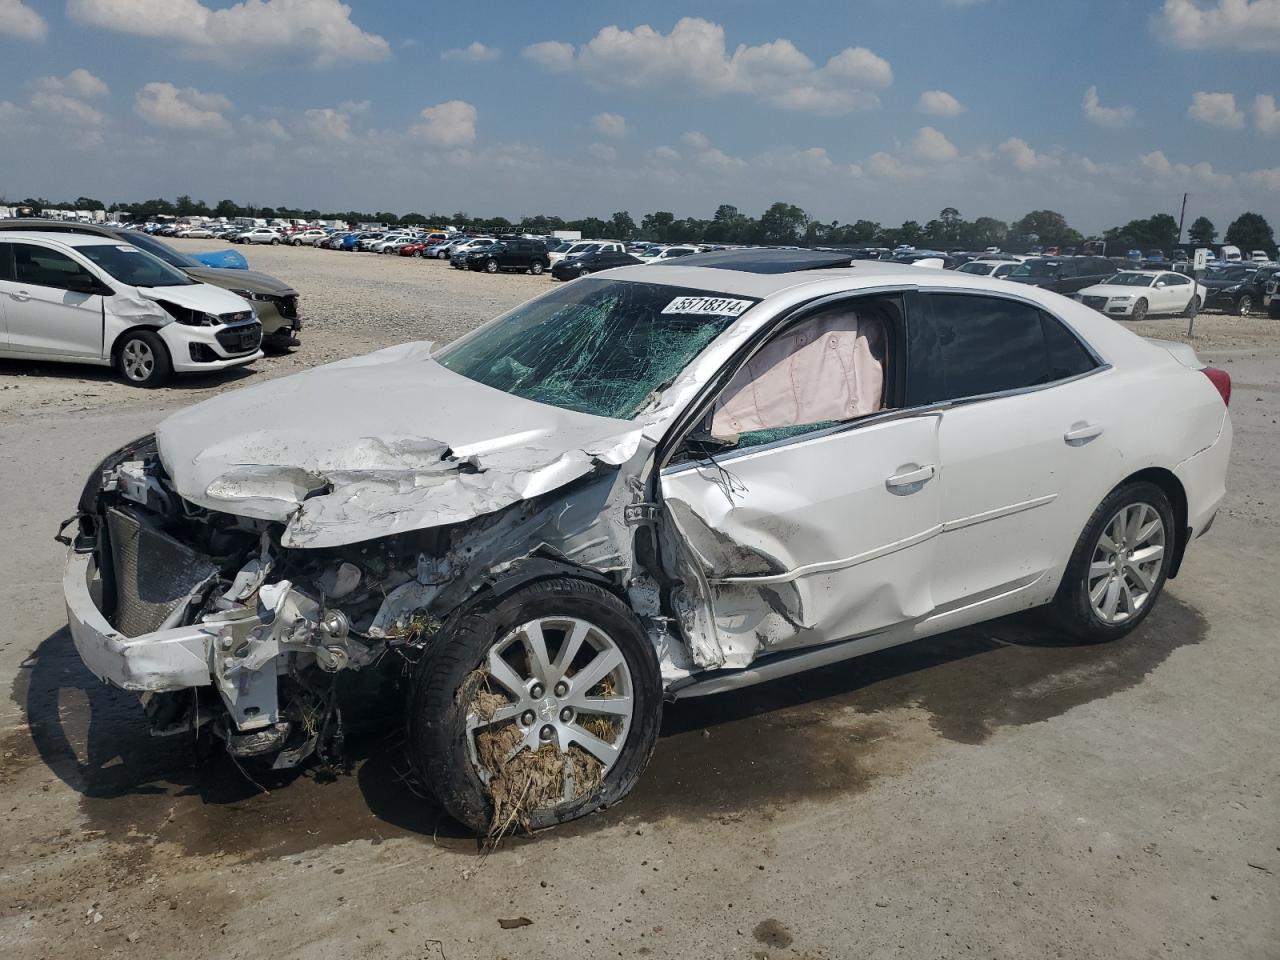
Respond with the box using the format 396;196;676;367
407;578;661;836
530;261;544;275
115;330;172;387
1130;298;1148;321
1049;481;1175;642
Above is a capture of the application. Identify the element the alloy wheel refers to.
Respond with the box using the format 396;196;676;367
121;339;155;382
465;616;634;801
1238;295;1253;317
1087;502;1166;624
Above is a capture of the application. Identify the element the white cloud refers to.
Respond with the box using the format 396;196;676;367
30;91;104;127
911;126;958;163
35;69;109;99
866;151;905;179
917;89;965;116
682;130;710;150
303;106;354;141
527;17;891;114
999;136;1060;172
1140;150;1231;185
442;41;500;63
410;100;477;147
1255;93;1280;133
522;40;575;72
1082;85;1135;128
653;145;681;162
587;142;617;162
0;0;45;40
1154;0;1280;51
1188;90;1245;128
592;111;628;138
1246;166;1280;189
67;0;390;67
240;114;290;141
134;82;231;131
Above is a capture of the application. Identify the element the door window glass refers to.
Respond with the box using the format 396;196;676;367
12;243;95;291
907;294;1097;404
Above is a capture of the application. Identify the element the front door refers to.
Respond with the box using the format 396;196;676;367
658;294;942;667
2;242;104;358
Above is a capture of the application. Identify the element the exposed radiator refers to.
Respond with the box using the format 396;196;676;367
106;507;219;637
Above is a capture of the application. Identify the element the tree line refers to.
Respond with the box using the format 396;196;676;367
8;193;1275;256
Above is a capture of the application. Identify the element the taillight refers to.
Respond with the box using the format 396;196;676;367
1202;366;1231;406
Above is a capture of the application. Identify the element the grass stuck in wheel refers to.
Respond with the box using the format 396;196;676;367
462;670;619;845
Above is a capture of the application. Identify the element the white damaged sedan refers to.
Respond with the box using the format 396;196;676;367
61;250;1232;833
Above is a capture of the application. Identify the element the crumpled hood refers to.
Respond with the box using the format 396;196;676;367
155;342;642;549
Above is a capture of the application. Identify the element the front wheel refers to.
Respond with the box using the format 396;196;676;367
1130;298;1148;321
578;267;591;278
1049;481;1175;642
485;259;499;274
271;238;280;245
115;330;172;387
407;577;661;837
1236;294;1253;317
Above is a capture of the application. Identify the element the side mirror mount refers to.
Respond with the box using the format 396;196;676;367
684;427;736;459
66;274;112;296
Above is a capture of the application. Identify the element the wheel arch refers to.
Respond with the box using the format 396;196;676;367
1116;466;1189;578
109;323;171;365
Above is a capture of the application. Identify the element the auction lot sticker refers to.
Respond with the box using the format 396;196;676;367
661;296;755;317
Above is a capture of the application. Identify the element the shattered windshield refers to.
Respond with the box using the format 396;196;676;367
436;279;758;419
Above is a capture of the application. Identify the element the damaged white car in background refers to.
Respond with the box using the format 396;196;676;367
60;250;1233;836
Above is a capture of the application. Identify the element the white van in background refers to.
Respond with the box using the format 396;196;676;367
1218;245;1242;263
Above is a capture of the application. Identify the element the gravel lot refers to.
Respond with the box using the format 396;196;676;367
1;241;1277;960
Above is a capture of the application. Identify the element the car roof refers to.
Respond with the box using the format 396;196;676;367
0;229;134;248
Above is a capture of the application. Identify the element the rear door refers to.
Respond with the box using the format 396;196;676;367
3;241;105;358
907;291;1120;616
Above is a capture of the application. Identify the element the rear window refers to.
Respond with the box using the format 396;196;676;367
437;279;758;420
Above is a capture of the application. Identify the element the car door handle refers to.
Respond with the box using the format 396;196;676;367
1064;422;1104;444
886;464;936;491
9;290;31;302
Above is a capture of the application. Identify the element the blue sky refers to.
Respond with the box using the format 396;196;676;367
1;0;1278;233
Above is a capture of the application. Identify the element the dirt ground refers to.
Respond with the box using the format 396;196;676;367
1;241;1277;960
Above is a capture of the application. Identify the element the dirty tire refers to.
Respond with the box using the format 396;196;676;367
114;329;172;387
1130;298;1148;322
406;577;661;834
1048;481;1175;643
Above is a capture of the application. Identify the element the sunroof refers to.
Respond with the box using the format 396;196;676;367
663;249;855;274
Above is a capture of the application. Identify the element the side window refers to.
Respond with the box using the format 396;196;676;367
1055;260;1077;278
1164;273;1190;286
703;297;899;451
994;263;1013;278
0;242;13;282
1041;314;1098;380
907;294;1096;405
12;243;94;291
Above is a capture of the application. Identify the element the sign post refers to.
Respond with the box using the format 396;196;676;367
1189;248;1209;337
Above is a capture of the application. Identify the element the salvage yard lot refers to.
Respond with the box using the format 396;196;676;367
1;240;1277;960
